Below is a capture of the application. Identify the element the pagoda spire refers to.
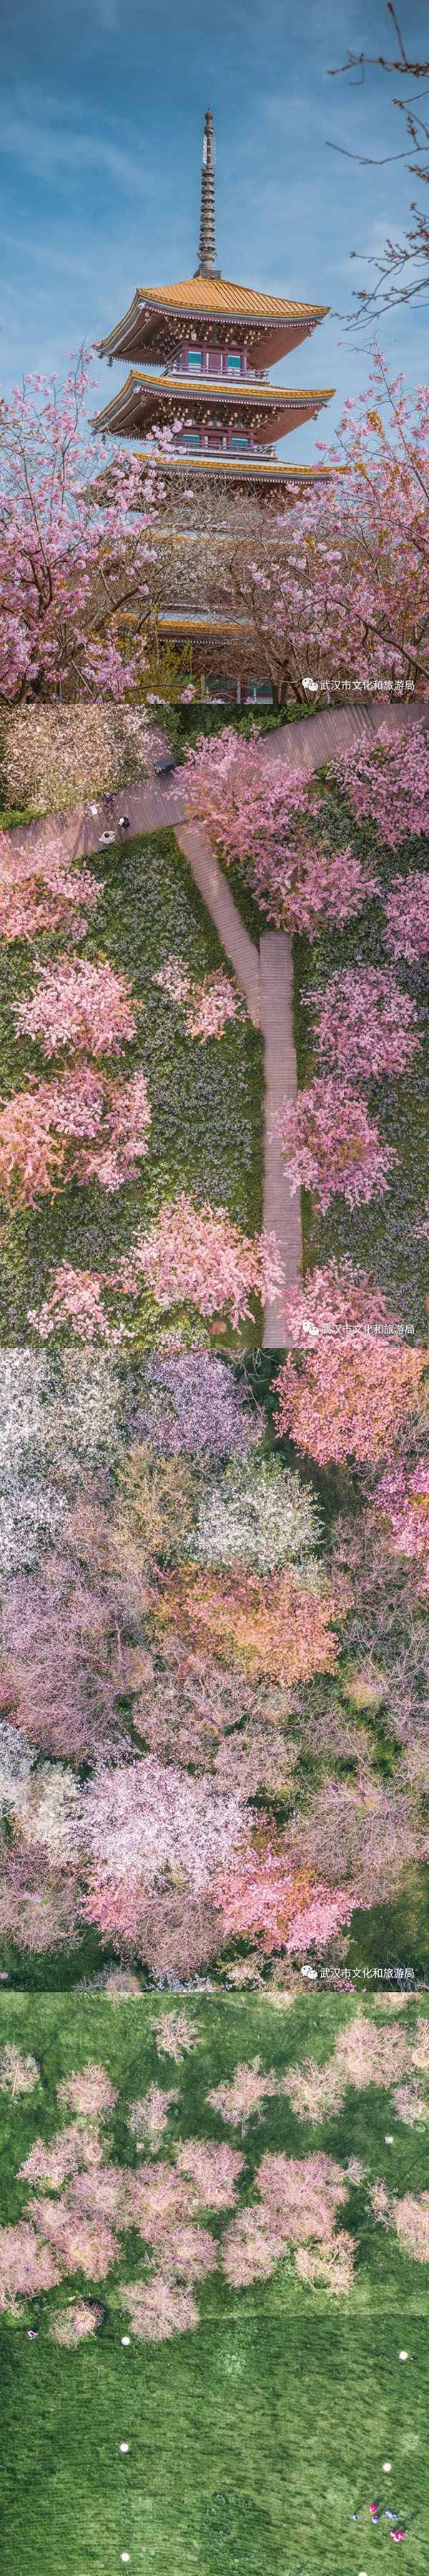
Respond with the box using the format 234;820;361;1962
195;107;221;279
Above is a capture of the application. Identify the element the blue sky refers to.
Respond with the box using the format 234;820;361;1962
1;0;428;460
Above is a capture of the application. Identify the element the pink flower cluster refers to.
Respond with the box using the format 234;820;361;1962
212;1846;352;1957
154;953;242;1041
0;834;101;944
332;723;429;849
0;351;175;704
0;1064;151;1202
14;958;137;1057
29;1197;282;1339
27;1263;124;1344
374;1461;429;1585
274;1268;427;1469
185;971;242;1044
275;1077;397;1212
383;873;429;966
284;845;380;940
153;956;191;1006
184;732;379;935
280;1260;403;1349
116;1193;282;1328
307;966;420;1081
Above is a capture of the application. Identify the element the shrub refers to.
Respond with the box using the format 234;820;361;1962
50;2300;104;2346
0;2045;39;2097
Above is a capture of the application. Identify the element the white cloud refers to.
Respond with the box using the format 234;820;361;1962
0;86;154;193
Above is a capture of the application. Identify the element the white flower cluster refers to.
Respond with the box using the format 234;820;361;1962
186;1455;322;1575
1;702;154;815
0;1349;124;1479
37;1353;125;1467
0;1716;37;1793
79;1756;246;1896
0;1758;79;1861
0;1350;127;1579
0;1482;65;1580
0;1352;48;1476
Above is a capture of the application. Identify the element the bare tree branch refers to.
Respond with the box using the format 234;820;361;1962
327;1;429;321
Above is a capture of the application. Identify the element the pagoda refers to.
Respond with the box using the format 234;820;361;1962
94;108;334;493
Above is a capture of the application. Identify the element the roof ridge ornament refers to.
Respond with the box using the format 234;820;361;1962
194;107;221;281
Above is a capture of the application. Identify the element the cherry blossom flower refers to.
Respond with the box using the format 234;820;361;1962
0;1064;151;1205
0;835;101;943
207;2060;280;2134
306;967;420;1081
116;1194;282;1328
383;872;429;966
50;2300;104;2345
274;1270;426;1467
275;1079;397;1212
174;2141;244;2207
14;959;137;1059
0;2045;39;2097
331;723;429;849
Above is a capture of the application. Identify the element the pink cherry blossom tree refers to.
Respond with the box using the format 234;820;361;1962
373;1460;429;1585
14;957;137;1056
0;1064;151;1202
114;1194;282;1328
27;1262;122;1344
274;1077;397;1212
231;356;429;703
28;1198;282;1340
183;730;380;934
384;873;429;965
329;721;429;848
153;955;244;1042
212;1847;354;1955
273;1264;428;1467
0;350;176;704
305;966;420;1080
0;833;101;944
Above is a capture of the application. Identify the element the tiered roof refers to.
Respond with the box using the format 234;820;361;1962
94;367;334;446
94;107;333;477
97;278;330;372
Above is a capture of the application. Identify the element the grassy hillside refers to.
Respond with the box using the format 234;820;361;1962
1;1987;428;2575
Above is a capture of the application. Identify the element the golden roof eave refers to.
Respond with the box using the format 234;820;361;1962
92;370;335;435
94;369;334;407
92;438;334;487
97;278;330;357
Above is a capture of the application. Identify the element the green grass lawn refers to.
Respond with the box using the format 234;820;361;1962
0;799;40;832
0;828;264;1343
1;1988;428;2576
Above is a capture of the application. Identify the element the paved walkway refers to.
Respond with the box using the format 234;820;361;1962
174;823;260;1026
3;698;426;1346
263;694;429;779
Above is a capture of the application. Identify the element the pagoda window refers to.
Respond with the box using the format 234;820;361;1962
231;436;248;451
227;352;241;373
182;432;201;449
187;349;202;372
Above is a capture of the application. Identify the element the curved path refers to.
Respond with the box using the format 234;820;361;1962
3;699;427;1346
